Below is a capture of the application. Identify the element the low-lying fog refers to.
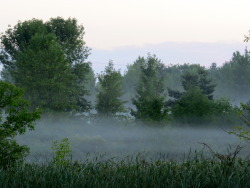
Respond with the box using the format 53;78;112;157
16;117;250;163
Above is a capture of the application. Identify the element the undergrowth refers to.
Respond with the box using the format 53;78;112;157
1;154;250;188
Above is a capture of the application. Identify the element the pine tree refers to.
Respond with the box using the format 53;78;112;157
167;65;216;107
131;55;168;122
96;61;126;117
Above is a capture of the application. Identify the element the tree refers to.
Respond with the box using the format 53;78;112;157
227;34;250;138
0;17;91;112
182;66;216;100
0;81;41;168
167;65;216;107
13;33;75;111
167;64;239;125
172;87;213;123
96;61;126;116
123;57;145;101
172;87;238;125
131;55;168;122
211;50;250;104
123;56;166;102
45;17;90;65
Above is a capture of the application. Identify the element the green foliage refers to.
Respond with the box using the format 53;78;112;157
168;65;216;107
172;87;238;125
227;44;250;139
0;17;92;113
96;61;126;116
131;55;169;123
1;156;250;187
0;81;41;168
123;56;166;102
46;17;90;64
211;98;240;125
182;65;216;100
172;87;212;120
123;57;145;100
71;62;93;112
211;50;250;103
211;98;238;115
14;33;75;111
229;125;250;141
228;34;250;138
51;138;72;166
166;65;239;125
229;102;250;140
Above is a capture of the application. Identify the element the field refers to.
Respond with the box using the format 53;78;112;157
4;118;247;187
16;117;249;162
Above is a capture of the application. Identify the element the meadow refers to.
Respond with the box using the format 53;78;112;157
1;154;250;188
7;117;249;187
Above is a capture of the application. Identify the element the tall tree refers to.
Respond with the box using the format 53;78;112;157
131;55;168;122
13;33;76;111
0;18;91;112
123;56;166;102
96;61;126;116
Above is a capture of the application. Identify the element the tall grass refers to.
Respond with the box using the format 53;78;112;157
1;155;250;188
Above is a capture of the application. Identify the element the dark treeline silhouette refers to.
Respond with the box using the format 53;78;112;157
0;17;249;127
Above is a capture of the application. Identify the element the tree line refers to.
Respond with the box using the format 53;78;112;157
0;17;249;125
1;16;250;168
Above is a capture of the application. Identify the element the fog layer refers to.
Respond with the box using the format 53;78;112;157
16;117;249;162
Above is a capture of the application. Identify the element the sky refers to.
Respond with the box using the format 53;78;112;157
1;0;250;72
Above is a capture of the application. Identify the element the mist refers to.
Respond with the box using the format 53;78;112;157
2;16;250;167
16;116;249;163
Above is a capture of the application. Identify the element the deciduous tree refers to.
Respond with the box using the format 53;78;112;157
0;17;92;112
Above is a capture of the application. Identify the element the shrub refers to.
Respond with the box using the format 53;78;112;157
51;138;72;166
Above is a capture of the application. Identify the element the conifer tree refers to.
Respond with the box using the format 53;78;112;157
96;61;126;116
167;65;216;107
131;55;168;122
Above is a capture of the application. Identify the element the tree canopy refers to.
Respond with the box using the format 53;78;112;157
0;17;92;112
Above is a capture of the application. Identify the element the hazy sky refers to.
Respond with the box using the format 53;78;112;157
1;0;250;72
1;0;250;49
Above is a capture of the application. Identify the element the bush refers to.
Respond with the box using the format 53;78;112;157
51;138;72;166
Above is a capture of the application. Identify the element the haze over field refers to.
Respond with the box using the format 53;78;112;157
16;119;249;162
1;0;250;168
1;1;250;187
